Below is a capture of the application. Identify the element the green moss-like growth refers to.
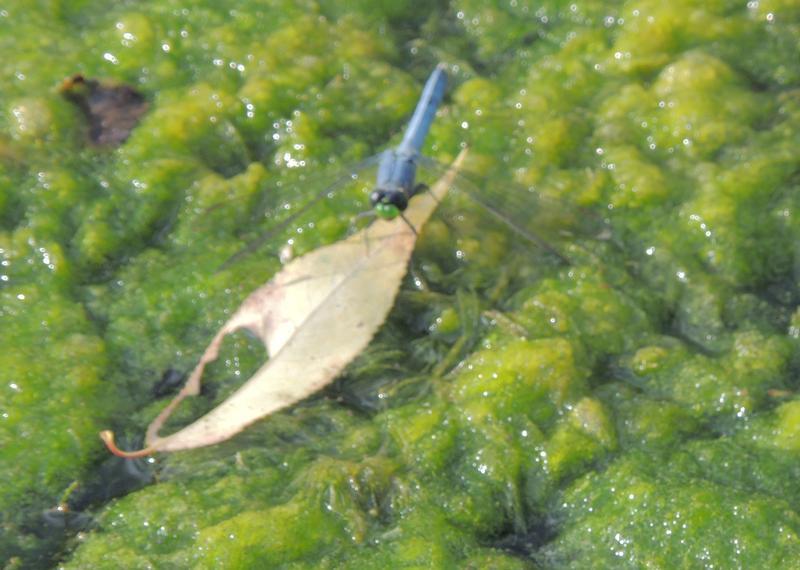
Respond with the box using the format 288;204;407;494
1;0;798;568
543;445;800;568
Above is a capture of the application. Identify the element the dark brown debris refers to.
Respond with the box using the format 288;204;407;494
60;74;148;146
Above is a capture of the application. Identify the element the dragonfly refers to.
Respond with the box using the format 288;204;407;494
223;64;578;268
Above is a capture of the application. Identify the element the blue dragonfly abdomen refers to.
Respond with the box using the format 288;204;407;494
398;63;448;156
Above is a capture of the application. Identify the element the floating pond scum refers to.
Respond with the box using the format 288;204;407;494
1;1;799;568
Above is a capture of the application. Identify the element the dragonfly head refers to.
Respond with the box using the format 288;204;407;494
370;188;408;220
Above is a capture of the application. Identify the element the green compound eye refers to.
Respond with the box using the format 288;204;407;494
375;202;400;220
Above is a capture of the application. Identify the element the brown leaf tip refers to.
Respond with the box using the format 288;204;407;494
99;430;155;459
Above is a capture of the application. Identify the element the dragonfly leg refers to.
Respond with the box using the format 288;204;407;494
399;211;418;235
351;209;376;253
412;182;437;204
350;209;375;233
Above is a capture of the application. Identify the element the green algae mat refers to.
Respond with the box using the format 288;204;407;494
2;1;799;568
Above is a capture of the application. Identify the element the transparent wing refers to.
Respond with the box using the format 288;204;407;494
208;143;606;282
421;155;569;264
417;154;607;263
218;153;382;269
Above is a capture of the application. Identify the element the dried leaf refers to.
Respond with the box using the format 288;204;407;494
101;150;467;455
61;74;148;146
